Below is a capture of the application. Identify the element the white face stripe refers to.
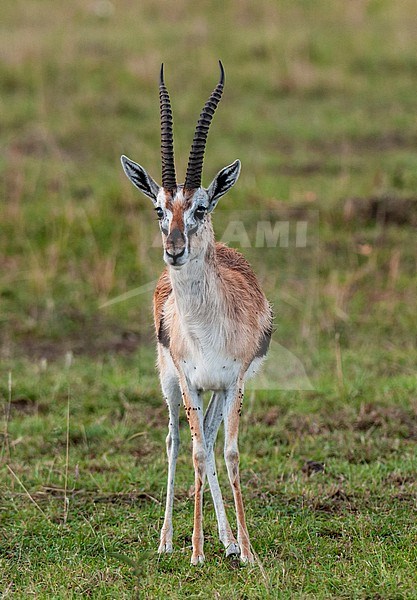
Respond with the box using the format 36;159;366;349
156;187;211;237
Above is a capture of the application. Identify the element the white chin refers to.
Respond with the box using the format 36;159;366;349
164;257;187;268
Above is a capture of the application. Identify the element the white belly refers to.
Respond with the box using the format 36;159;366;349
161;345;265;392
182;350;241;391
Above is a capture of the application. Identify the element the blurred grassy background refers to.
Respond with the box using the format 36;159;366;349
1;0;417;597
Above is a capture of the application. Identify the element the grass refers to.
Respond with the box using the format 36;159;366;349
1;0;417;597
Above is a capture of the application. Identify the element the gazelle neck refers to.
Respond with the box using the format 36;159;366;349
168;240;219;313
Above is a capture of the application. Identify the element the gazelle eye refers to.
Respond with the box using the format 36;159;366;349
155;207;164;220
194;206;206;220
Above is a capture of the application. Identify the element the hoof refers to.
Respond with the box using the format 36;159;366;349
158;541;173;554
240;551;255;565
226;542;240;557
191;553;205;565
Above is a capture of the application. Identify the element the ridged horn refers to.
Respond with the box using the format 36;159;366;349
159;64;177;191
184;60;225;191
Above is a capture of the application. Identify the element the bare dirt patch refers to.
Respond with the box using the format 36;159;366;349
344;196;417;227
309;487;357;514
256;402;417;442
9;396;47;415
302;460;325;476
2;311;146;361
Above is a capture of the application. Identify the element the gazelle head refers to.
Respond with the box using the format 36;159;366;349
121;61;241;269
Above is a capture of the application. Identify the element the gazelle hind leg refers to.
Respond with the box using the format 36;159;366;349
223;380;254;564
158;375;181;554
204;393;239;556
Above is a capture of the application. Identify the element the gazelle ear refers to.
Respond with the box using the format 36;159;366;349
206;160;241;212
121;155;160;203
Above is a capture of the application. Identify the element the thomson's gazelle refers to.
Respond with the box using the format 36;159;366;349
121;62;272;565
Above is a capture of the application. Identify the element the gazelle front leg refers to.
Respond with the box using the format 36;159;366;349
204;392;239;557
158;378;181;554
224;379;254;564
179;377;207;565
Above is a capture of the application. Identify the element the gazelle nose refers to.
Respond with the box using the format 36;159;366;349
165;247;185;261
166;228;186;257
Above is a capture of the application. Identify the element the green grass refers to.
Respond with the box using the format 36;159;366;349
1;0;417;597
